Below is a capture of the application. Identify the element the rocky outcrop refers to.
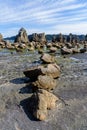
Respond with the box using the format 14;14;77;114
14;28;29;44
32;33;47;44
30;89;58;120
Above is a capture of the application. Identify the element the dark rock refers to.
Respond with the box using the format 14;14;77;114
23;67;43;81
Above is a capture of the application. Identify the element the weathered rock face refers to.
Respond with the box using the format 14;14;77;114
40;53;55;63
33;75;57;90
14;28;29;44
30;89;58;120
32;33;47;44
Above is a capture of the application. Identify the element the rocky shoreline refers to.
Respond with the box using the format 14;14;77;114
0;51;87;129
0;28;87;55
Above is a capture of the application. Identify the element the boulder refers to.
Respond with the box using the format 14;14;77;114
38;48;44;54
0;42;5;48
23;66;43;81
65;43;72;49
49;47;57;53
14;28;29;44
46;43;52;48
30;89;58;120
40;63;60;79
80;48;86;53
72;48;80;53
17;43;27;49
40;53;55;63
52;43;61;49
61;46;73;55
23;63;60;81
4;40;15;49
28;46;35;51
33;75;57;91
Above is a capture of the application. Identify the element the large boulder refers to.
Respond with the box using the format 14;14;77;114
40;53;55;63
33;75;57;91
14;28;29;44
30;89;58;120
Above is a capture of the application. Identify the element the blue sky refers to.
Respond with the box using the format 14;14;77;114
0;0;87;37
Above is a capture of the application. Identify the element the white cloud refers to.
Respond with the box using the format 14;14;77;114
0;0;87;36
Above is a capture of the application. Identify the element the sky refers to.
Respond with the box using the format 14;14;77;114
0;0;87;37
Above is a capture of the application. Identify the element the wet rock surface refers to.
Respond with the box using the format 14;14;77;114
0;52;87;130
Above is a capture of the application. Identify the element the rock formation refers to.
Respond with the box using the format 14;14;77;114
23;63;60;81
40;63;60;79
30;89;59;120
32;33;47;44
14;28;29;44
23;53;61;120
40;53;55;63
